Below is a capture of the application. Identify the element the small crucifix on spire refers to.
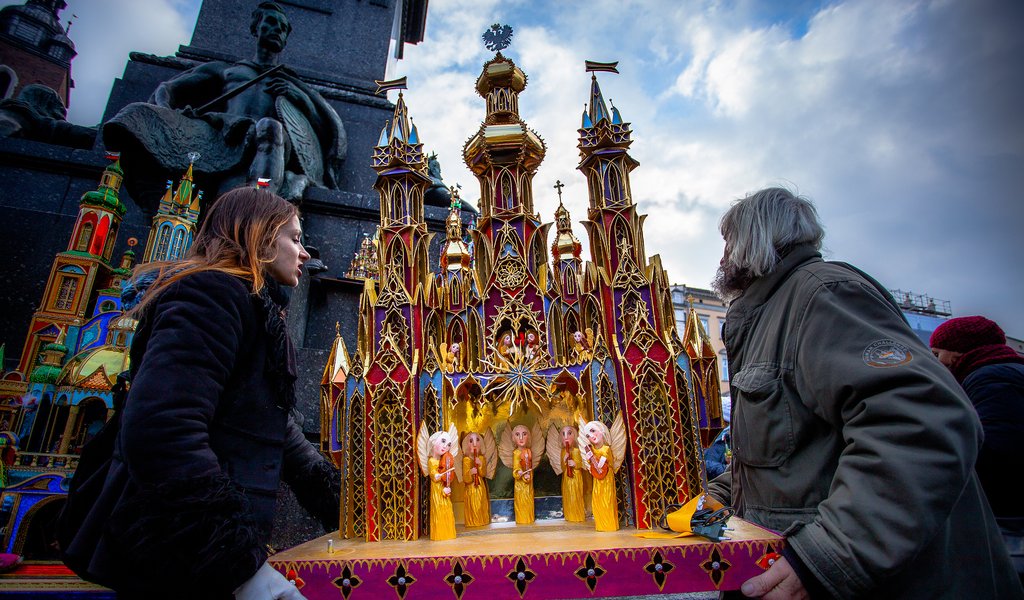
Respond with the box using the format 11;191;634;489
553;180;565;203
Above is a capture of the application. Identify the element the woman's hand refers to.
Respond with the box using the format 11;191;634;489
234;562;306;600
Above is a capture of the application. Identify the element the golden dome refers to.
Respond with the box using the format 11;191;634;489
57;345;130;390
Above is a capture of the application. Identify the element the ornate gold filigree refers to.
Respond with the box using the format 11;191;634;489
676;365;704;500
348;390;366;538
495;256;527;288
611;235;648;288
372;381;416;540
630;359;683;528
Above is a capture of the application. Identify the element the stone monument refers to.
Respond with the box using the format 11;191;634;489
104;2;347;201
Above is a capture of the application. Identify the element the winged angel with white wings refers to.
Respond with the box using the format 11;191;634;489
577;413;627;531
417;423;459;540
498;422;544;524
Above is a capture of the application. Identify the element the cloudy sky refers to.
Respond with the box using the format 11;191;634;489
12;0;1024;336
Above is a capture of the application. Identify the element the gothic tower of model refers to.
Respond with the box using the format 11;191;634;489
324;32;723;541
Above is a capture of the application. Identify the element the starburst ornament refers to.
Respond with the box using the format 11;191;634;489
481;340;549;417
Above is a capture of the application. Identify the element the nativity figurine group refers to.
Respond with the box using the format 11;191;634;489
415;413;627;540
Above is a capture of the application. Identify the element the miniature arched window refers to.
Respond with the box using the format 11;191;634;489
496;170;516;210
154;224;171;260
0;65;16;100
561;263;578;296
449;275;462;307
585;296;602;339
467;310;483;368
169;228;186;260
612;216;633;264
89;215;110;256
565;310;580;351
603;161;625;206
587;168;603;208
53;276;78;311
448;320;465;347
102;224;117;260
76;221;93;252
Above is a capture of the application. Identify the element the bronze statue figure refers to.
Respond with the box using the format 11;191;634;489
104;1;347;201
0;84;96;149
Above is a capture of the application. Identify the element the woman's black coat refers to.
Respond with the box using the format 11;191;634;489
62;271;339;598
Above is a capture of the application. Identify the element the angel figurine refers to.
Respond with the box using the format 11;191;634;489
417;423;459;540
456;430;497;527
499;422;544;524
497;332;520;366
572;330;591;362
524;332;539;360
546;423;586;522
577;413;627;531
439;342;461;373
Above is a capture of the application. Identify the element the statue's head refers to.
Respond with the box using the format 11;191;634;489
512;424;530;448
573;330;583;342
251;1;292;52
463;432;482;455
582;420;609;447
526;332;536;343
430;430;454;457
450;342;460;355
17;84;66;120
560;425;577;445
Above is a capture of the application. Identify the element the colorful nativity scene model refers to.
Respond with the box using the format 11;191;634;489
290;30;781;599
0;18;777;596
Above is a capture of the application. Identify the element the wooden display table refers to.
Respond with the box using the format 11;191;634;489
269;518;783;599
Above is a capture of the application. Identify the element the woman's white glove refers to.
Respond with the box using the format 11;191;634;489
234;562;306;600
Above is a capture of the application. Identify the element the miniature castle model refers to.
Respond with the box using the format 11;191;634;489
324;41;725;541
0;156;202;556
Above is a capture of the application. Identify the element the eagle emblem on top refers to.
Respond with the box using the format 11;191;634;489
482;23;513;51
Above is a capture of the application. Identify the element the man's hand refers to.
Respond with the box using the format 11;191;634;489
740;556;809;599
266;77;302;103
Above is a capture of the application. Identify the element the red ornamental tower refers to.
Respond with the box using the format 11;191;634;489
17;155;127;376
577;73;702;528
358;91;432;541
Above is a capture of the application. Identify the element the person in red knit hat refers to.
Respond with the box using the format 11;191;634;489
931;315;1024;584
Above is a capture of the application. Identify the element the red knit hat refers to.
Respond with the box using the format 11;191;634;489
929;316;1006;352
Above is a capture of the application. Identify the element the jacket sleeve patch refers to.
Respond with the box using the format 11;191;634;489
862;339;913;368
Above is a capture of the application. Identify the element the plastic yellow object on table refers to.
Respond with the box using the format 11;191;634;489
636;493;728;540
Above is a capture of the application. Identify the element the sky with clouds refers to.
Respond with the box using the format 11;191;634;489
9;0;1024;336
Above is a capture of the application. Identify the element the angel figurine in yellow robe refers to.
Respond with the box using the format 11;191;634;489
578;413;626;531
499;422;544;524
417;423;459;540
456;430;496;527
546;423;586;522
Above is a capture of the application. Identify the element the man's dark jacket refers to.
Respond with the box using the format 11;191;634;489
708;244;1021;599
62;271;339;598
